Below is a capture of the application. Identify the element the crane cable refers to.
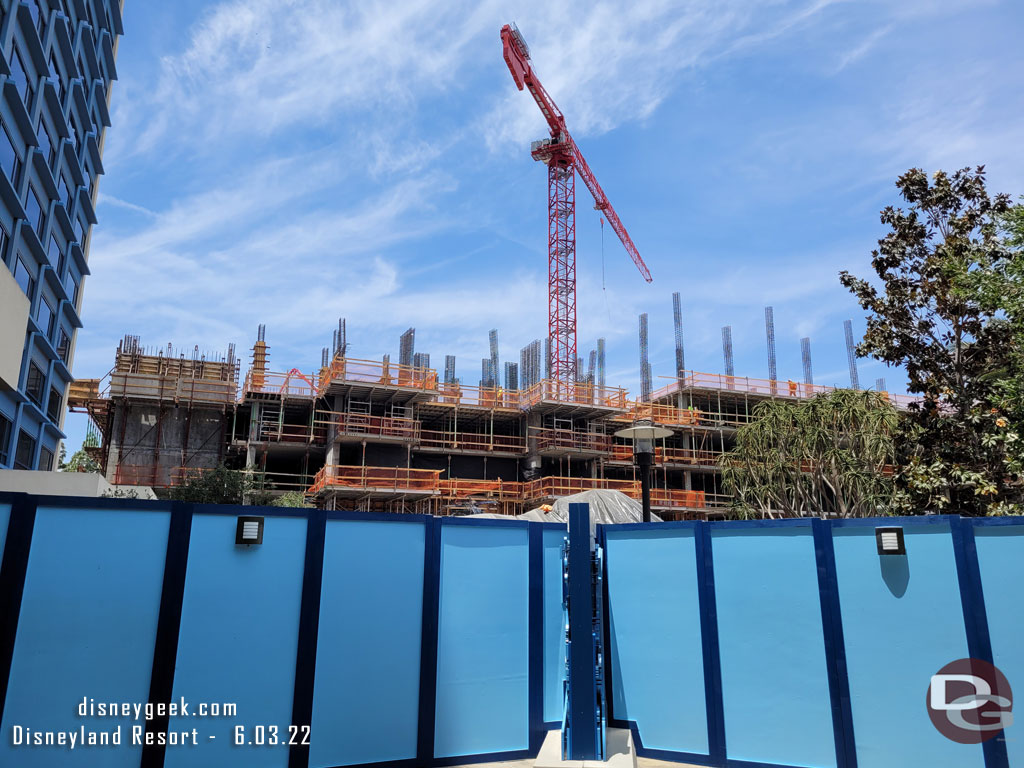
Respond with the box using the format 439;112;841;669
600;216;606;290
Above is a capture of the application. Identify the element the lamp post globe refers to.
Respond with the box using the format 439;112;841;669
613;418;673;522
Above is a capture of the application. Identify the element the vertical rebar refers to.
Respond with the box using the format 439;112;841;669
722;326;734;377
844;319;860;390
639;313;651;402
672;292;685;377
801;337;813;385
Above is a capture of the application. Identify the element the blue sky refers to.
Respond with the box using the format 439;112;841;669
64;0;1024;450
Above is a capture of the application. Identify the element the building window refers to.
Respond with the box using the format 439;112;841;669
47;386;63;422
1;119;21;186
25;187;44;238
39;445;55;471
38;296;55;340
14;256;35;298
26;362;46;406
48;233;62;271
36;119;54;168
10;48;32;105
64;271;78;305
69;115;79;150
49;55;65;103
0;222;8;264
14;430;36;470
0;412;12;465
57;328;71;364
73;216;84;244
59;174;71;209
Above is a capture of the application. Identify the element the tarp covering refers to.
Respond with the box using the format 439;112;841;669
464;489;661;534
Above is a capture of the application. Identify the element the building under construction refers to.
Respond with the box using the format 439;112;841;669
67;316;914;518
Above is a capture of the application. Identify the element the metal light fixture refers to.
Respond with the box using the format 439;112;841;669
613;418;673;522
875;526;905;555
236;516;264;546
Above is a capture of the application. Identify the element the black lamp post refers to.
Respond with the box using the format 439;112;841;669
614;418;673;522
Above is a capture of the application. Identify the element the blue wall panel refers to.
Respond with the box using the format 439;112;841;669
713;527;836;767
165;513;307;768
309;519;425;768
433;523;530;758
605;528;708;755
832;524;984;768
973;524;1024;768
0;506;169;768
542;526;567;724
0;501;10;560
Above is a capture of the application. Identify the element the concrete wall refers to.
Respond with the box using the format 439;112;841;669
0;265;29;392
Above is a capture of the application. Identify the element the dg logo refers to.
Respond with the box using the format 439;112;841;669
927;658;1013;744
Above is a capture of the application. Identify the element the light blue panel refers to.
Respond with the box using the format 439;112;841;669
0;502;10;559
434;524;530;758
974;525;1024;768
605;528;708;754
713;528;836;768
0;505;169;768
309;519;425;768
165;514;307;768
542;526;567;724
833;524;984;768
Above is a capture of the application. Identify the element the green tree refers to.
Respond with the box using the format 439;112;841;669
271;491;312;508
720;389;898;519
65;432;100;473
840;167;1023;515
167;466;273;506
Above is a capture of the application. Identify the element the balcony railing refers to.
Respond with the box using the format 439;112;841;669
309;465;442;495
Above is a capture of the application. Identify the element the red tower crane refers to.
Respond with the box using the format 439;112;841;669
501;24;652;388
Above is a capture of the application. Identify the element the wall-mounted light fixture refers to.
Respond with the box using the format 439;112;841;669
236;516;264;546
875;526;905;555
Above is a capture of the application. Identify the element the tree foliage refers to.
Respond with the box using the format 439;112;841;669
720;389;898;519
64;432;100;474
840;167;1023;515
167;466;272;506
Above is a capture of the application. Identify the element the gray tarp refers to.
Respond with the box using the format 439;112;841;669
466;489;661;536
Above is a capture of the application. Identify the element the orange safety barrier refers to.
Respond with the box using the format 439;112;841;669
317;357;438;395
435;383;525;409
244;369;319;398
649;488;707;509
419;429;527;453
439;478;525;500
520;380;629;410
331;413;420;441
533;428;612;453
309;465;442;495
650;371;920;409
525;476;640;500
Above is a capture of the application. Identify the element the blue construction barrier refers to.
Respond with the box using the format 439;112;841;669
0;491;1020;768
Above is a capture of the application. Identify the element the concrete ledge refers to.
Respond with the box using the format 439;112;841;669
0;469;156;499
534;728;636;768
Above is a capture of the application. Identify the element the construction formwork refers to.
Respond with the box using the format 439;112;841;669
82;330;914;519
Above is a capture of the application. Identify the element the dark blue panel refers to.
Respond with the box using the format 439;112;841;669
165;514;307;768
832;525;984;768
309;519;425;768
433;523;530;758
0;505;170;768
604;527;708;755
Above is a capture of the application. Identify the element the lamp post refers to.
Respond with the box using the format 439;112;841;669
614;418;673;522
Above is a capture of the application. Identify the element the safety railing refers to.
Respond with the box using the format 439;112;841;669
309;465;442;495
524;476;640;500
327;412;421;441
439;478;525;500
419;429;527;453
434;383;525;409
532;428;612;453
520;380;629;409
651;370;920;409
317;357;438;394
250;418;327;444
243;369;320;398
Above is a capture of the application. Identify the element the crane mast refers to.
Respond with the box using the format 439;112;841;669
501;24;651;388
